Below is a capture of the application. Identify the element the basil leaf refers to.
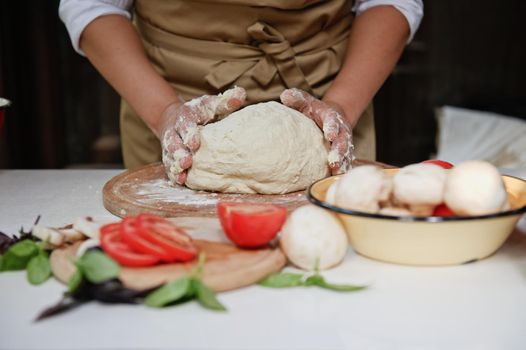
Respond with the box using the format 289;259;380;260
9;240;38;258
304;274;324;286
27;253;51;285
258;272;304;288
145;277;192;308
68;269;83;294
192;279;226;311
0;250;32;271
77;250;120;284
305;274;366;292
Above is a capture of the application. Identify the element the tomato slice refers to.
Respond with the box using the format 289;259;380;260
432;203;456;217
135;214;197;262
217;202;287;248
421;159;454;169
120;217;175;262
100;223;160;267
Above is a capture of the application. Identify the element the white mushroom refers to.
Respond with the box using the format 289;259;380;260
280;205;348;271
334;165;392;213
393;163;447;216
76;238;101;257
32;226;64;247
444;160;508;215
73;217;102;239
58;228;85;243
325;181;339;205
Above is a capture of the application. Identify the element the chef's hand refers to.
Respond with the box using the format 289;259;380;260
280;88;354;175
159;86;247;185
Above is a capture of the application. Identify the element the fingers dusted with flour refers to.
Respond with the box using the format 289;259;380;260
280;88;354;175
160;86;247;185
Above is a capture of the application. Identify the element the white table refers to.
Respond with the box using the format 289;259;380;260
1;170;526;350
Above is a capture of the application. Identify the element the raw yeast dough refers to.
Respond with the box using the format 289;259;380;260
185;101;330;194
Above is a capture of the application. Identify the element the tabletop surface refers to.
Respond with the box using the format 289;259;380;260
1;169;526;350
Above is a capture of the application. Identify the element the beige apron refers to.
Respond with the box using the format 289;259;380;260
121;0;376;169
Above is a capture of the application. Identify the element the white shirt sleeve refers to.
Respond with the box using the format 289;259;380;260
59;0;134;55
353;0;424;43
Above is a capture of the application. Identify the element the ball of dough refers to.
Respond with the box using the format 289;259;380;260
280;205;348;270
393;163;447;216
185;101;330;194
334;165;393;213
444;160;508;215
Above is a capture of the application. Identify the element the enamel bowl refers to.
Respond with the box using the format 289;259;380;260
307;169;526;266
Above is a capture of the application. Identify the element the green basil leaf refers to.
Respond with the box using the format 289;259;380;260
306;274;366;292
27;253;51;285
145;277;192;308
10;240;38;258
77;250;120;284
258;272;304;288
0;251;31;271
304;274;324;286
192;279;226;311
67;269;83;294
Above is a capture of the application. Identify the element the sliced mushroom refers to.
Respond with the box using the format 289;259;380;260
73;217;101;239
76;238;101;257
32;226;64;247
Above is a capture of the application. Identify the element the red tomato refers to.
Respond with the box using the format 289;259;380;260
100;223;160;267
217;202;287;248
421;159;454;169
120;217;175;262
135;214;197;262
432;203;456;217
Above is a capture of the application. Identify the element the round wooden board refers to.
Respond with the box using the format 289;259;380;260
50;217;287;293
103;160;393;218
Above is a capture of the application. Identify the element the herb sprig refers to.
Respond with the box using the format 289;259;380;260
145;253;226;311
0;239;51;285
259;270;367;292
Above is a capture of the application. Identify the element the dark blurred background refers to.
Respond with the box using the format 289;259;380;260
1;1;525;169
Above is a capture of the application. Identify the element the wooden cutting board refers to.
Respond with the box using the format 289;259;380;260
50;217;287;293
103;160;392;218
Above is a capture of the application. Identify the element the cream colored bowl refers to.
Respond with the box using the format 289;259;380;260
307;170;526;266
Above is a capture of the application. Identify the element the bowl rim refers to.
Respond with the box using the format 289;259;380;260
307;174;526;222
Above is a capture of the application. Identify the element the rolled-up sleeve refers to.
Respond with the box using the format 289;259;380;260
353;0;424;43
59;0;134;55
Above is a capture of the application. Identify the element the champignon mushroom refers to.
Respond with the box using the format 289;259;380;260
393;163;447;216
444;160;508;215
325;180;339;205
280;205;348;270
32;226;64;247
334;165;393;213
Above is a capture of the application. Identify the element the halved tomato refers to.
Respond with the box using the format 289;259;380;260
100;223;160;267
421;159;454;169
217;202;287;248
135;214;197;262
